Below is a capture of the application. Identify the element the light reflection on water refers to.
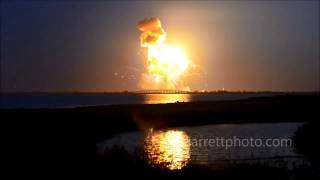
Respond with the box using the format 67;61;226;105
97;123;306;170
144;129;190;170
1;93;283;108
143;94;190;104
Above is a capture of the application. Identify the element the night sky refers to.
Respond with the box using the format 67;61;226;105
1;1;319;92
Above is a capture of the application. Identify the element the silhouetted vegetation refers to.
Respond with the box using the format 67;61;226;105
294;122;320;166
2;94;319;178
96;145;318;179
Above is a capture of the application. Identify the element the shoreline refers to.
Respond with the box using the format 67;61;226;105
2;94;319;140
2;94;319;178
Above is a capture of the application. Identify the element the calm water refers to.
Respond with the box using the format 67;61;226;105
97;123;307;170
0;93;280;108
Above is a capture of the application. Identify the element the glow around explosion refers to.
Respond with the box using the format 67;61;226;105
138;18;190;91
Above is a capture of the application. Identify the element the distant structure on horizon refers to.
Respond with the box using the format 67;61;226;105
134;90;191;94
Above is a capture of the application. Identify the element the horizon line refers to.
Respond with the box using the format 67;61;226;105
1;90;319;94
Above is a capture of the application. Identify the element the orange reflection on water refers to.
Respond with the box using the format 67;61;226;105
144;129;190;170
143;94;190;104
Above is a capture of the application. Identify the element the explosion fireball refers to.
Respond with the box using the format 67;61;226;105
138;18;190;91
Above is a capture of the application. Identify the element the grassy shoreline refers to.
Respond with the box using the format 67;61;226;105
2;94;319;178
2;94;319;135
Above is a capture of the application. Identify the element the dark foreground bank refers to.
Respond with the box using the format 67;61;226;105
2;94;319;179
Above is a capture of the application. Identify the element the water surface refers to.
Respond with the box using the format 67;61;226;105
98;123;306;170
1;93;280;108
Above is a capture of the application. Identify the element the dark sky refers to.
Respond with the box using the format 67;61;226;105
1;0;319;92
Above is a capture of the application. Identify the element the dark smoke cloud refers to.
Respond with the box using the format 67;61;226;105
137;18;166;47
